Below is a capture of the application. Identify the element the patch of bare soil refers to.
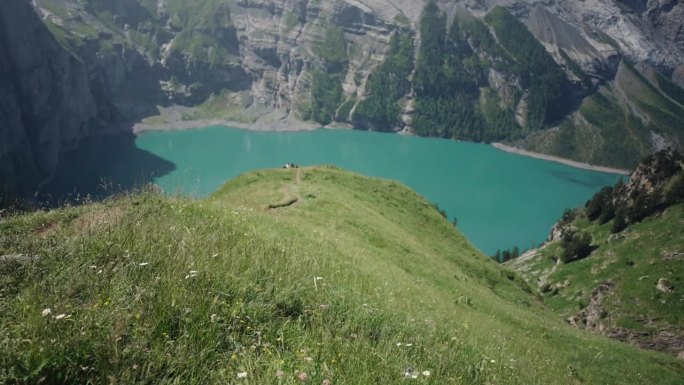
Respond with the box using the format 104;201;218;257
71;206;125;234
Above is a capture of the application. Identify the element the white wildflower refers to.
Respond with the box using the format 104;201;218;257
422;370;431;377
55;314;68;320
41;308;52;317
237;371;248;379
185;270;198;279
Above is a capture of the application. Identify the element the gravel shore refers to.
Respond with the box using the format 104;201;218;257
491;143;631;175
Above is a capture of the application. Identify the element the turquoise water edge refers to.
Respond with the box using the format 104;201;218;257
131;126;621;255
42;125;621;255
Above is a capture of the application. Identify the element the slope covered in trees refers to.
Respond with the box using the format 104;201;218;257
484;7;572;130
309;27;349;125
353;31;414;130
411;2;486;140
356;2;569;142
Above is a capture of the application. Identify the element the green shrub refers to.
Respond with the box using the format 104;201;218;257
586;186;613;221
611;206;628;233
560;231;593;263
314;27;348;72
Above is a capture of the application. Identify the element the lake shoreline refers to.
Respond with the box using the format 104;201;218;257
491;143;631;176
132;107;322;133
133;117;322;133
131;109;631;176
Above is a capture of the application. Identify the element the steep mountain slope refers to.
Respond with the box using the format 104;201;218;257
1;167;683;383
2;0;684;197
508;151;684;357
0;0;110;199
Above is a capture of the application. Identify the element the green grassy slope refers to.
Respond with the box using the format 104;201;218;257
1;167;683;384
508;204;684;355
524;86;652;169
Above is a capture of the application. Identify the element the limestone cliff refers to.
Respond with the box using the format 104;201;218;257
30;1;681;153
0;0;105;198
2;0;684;198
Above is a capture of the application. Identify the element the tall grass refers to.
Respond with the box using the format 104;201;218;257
1;167;682;384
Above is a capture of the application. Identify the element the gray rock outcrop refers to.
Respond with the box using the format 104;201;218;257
656;277;674;292
567;281;613;331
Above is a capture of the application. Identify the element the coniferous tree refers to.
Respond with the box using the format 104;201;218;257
611;206;628;233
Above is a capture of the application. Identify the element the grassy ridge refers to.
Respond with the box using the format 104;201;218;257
1;167;683;384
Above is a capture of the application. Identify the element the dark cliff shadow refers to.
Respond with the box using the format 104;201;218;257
37;132;175;205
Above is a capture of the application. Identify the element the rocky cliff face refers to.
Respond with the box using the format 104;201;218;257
0;0;107;199
33;0;681;125
2;0;684;198
29;0;405;124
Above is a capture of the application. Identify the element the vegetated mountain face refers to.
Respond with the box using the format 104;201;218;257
2;166;684;383
2;0;684;199
508;150;684;357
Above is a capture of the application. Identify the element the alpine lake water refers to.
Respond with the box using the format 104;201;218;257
45;126;622;255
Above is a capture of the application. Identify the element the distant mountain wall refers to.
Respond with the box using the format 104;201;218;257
2;0;684;199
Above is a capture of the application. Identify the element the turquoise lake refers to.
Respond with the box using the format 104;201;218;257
44;126;622;255
135;126;621;255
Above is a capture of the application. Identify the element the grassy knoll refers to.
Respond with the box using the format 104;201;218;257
1;167;682;384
